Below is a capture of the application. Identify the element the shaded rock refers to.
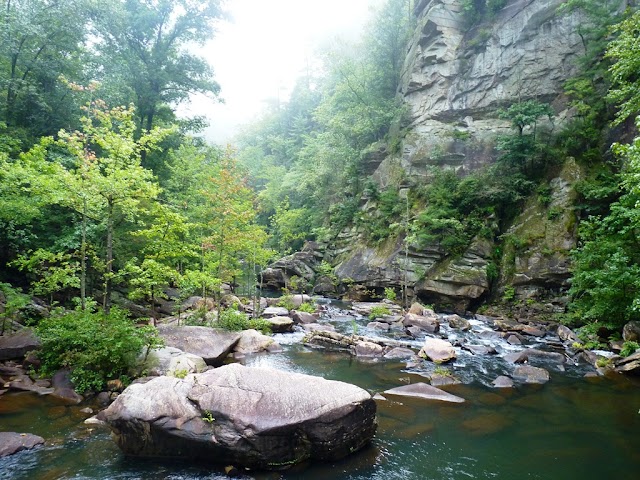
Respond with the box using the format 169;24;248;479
267;316;294;333
84;415;106;426
403;313;440;333
291;310;317;324
138;347;207;377
262;306;290;318
367;321;390;332
96;391;112;407
101;364;376;469
522;325;546;338
503;351;529;364
513;365;550;384
491;376;514;389
234;329;281;355
615;350;640;374
157;325;241;366
384;383;464;403
494;319;525;332
623;321;640;342
354;341;384;357
383;347;416;360
408;302;428;316
220;295;243;310
0;329;41;361
463;345;497;356
557;325;579;343
419;337;456;363
0;432;45;457
51;369;83;404
405;326;423;338
445;314;471;331
506;334;522;346
430;374;461;387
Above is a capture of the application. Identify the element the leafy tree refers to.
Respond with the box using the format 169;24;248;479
92;0;222;134
606;9;640;125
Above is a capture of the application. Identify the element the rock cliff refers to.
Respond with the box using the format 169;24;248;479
263;0;599;312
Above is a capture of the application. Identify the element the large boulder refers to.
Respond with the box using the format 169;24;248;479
419;337;456;363
0;329;41;361
623;321;640;342
234;329;282;355
266;316;294;333
513;365;550;384
157;325;241;366
403;313;440;333
0;432;45;457
100;364;376;469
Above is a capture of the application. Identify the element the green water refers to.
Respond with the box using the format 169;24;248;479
2;345;640;479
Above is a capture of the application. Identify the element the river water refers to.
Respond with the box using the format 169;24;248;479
1;305;640;480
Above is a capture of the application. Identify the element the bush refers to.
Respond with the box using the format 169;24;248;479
297;302;316;313
36;307;162;394
216;308;272;335
369;305;391;320
384;287;397;301
620;341;640;357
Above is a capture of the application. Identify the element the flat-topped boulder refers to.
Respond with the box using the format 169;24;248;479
513;365;550;384
100;364;376;470
138;347;207;377
384;383;465;403
0;432;45;457
266;316;294;333
0;329;41;361
157;325;241;366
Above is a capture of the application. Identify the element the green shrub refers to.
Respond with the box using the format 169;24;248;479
384;287;397;301
276;295;295;311
297;302;316;313
36;307;162;394
620;341;640;357
216;308;272;335
369;305;391;320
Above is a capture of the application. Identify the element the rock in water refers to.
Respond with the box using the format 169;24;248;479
100;364;376;469
419;337;456;363
384;383;465;403
0;432;45;457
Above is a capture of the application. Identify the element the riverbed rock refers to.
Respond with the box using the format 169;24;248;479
463;345;497;356
615;350;640;374
100;364;376;469
384;383;464;404
512;365;550;385
300;323;336;333
51;369;83;404
262;306;290;318
445;314;471;331
234;329;282;355
138;347;207;377
492;376;514;389
557;325;579;343
383;347;416;360
267;316;294;333
291;310;317;324
0;432;45;457
157;325;241;366
403;313;440;333
0;329;41;361
367;321;391;332
419;337;456;363
354;341;385;358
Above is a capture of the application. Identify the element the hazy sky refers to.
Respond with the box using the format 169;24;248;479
181;0;378;144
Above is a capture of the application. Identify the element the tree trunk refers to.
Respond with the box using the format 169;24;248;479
104;197;114;314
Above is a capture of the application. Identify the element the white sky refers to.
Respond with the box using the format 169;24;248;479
180;0;379;144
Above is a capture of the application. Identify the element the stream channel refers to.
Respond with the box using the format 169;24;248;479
1;300;640;479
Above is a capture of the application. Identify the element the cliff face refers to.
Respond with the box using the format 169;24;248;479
399;0;583;176
330;0;587;312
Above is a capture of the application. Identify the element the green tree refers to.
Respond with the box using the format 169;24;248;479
93;0;222;134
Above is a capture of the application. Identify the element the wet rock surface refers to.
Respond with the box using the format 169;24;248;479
0;432;45;457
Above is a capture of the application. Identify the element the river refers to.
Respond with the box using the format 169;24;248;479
1;304;640;479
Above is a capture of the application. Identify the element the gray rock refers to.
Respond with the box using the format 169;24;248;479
522;325;546;338
367;321;391;332
0;432;45;457
513;365;550;384
446;314;471;331
463;345;497;355
623;321;640;342
506;334;522;346
300;323;336;333
557;325;579;343
384;383;464;403
291;310;317;324
615;350;640;374
430;374;462;387
0;329;41;361
403;313;440;333
262;306;290;318
353;341;384;357
234;329;281;355
101;364;376;469
492;376;514;389
383;347;416;360
157;325;241;366
138;347;207;377
419;337;456;363
267;316;294;333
